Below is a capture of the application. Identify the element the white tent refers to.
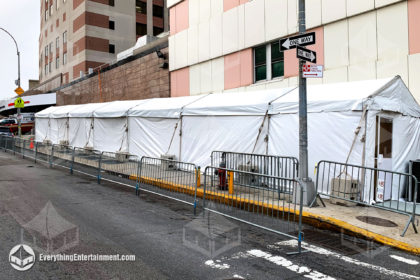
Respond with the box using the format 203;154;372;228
35;76;420;202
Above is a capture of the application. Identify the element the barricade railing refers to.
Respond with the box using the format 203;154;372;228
210;151;299;183
22;138;37;160
310;160;418;237
35;141;53;165
137;156;200;206
71;147;102;181
98;151;140;187
51;144;75;170
199;166;305;253
13;137;25;157
0;135;6;150
1;136;14;152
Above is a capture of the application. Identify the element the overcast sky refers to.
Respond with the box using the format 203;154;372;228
0;0;40;100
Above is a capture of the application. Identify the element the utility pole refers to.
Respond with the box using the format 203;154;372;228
0;27;22;137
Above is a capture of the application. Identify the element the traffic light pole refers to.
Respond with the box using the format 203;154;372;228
0;27;21;137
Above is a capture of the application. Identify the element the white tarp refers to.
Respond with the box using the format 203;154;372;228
35;76;420;202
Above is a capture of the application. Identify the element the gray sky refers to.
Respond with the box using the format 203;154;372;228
0;0;40;100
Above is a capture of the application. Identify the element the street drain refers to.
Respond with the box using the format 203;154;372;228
27;166;34;168
356;216;398;227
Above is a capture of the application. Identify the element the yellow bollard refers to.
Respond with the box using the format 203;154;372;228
196;168;201;187
228;171;234;195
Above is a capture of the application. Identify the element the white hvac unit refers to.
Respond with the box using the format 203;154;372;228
237;164;260;186
59;140;69;146
160;154;176;171
330;176;360;207
116;151;130;163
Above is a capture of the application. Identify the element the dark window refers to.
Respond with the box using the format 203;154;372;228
153;5;164;18
136;0;147;14
153;27;164;36
271;42;284;78
136;23;147;36
109;0;115;6
254;45;266;82
109;20;115;30
109;44;115;54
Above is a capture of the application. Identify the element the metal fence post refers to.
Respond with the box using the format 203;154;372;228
13;138;16;155
22;139;25;159
135;157;143;196
97;152;103;184
49;144;54;168
70;147;75;175
34;142;38;163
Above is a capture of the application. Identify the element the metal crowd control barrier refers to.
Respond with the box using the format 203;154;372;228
71;147;102;180
198;166;305;253
137;156;200;206
211;151;299;181
310;160;418;236
22;138;37;160
34;141;53;165
98;151;140;188
51;144;75;170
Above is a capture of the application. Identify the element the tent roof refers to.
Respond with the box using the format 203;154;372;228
270;76;420;116
93;100;150;118
68;102;110;118
35;106;60;118
35;76;420;119
182;88;295;116
128;95;205;118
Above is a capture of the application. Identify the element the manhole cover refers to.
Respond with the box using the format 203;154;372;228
356;216;398;227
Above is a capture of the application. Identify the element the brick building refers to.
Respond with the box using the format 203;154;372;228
39;0;169;85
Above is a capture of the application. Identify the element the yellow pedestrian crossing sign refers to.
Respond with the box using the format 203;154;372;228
15;87;24;95
14;97;25;108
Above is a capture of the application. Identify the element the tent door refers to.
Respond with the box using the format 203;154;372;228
374;116;393;202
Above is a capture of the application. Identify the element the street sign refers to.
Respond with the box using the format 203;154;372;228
296;46;317;64
14;97;25;108
302;64;323;78
14;87;24;95
280;32;316;51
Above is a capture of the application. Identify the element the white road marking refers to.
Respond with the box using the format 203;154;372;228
273;240;419;280
247;249;335;280
390;255;419;266
232;274;245;279
204;260;230;270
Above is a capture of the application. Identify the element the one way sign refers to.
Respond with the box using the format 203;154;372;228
280;32;316;51
296;46;316;63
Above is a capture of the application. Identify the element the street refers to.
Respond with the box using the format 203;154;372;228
0;152;419;279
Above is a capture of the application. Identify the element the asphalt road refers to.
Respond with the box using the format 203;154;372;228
0;152;419;280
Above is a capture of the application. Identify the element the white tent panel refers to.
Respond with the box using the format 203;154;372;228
93;118;128;152
128;117;180;158
68;103;110;118
50;105;81;118
181;116;265;168
69;118;93;148
35;106;59;118
35;118;49;142
183;88;295;116
93;100;150;118
128;95;204;118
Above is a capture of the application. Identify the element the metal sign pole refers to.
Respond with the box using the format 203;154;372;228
298;0;308;182
17;50;21;138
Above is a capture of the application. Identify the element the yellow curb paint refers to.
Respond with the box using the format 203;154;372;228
131;175;420;254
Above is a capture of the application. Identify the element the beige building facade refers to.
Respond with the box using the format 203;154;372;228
39;0;168;84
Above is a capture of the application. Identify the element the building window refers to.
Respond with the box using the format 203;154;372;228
136;0;147;14
45;10;48;21
45;64;48;76
109;20;115;30
50;4;53;16
56;0;59;10
45;45;49;56
56;57;60;69
153;5;164;18
109;0;115;6
49;42;53;55
49;62;52;73
56;37;60;49
254;42;284;83
136;23;147;37
109;44;115;54
63;52;67;65
63;31;67;43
